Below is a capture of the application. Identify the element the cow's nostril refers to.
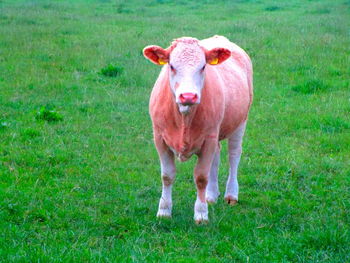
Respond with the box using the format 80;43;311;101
179;93;198;105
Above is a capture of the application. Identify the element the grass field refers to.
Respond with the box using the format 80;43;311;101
1;0;350;262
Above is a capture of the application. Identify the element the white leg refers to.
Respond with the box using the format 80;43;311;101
206;145;220;203
157;150;176;218
193;138;217;224
154;134;176;218
225;121;246;205
194;198;208;223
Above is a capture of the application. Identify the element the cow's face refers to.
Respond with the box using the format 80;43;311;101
167;41;206;114
143;38;231;114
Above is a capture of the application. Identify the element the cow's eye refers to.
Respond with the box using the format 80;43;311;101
170;64;176;74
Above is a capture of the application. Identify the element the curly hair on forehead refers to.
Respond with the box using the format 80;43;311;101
172;37;199;45
168;37;201;52
169;38;205;66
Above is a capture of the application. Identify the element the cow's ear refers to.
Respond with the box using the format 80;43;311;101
143;45;170;65
205;48;231;65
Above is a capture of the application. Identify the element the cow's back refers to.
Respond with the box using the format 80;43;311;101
200;36;253;140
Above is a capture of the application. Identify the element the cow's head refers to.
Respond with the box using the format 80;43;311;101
143;37;231;114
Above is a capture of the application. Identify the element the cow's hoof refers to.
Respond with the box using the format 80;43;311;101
157;209;171;218
195;218;209;225
194;212;208;224
206;197;217;204
206;192;219;204
225;195;238;206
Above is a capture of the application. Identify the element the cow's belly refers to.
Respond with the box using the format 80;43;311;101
219;115;246;140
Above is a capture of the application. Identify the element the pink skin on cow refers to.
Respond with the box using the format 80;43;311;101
143;36;253;223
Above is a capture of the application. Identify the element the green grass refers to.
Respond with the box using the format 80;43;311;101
0;0;349;262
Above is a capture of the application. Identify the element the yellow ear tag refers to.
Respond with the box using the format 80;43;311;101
158;59;167;65
209;58;219;65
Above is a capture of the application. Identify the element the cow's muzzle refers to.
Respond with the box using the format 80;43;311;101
179;93;198;106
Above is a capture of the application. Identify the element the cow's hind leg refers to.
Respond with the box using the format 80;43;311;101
206;144;220;203
225;121;246;205
154;135;176;218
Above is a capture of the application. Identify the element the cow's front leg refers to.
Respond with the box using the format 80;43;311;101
154;134;176;218
194;138;217;224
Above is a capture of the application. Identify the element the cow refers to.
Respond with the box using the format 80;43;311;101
143;35;253;224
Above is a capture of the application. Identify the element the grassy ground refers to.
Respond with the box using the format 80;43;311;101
1;0;349;262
